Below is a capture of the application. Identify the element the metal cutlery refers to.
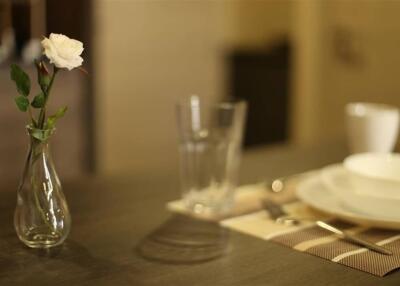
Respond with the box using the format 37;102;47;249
263;200;393;256
264;170;315;193
278;216;393;255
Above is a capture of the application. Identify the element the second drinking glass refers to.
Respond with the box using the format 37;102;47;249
176;96;247;216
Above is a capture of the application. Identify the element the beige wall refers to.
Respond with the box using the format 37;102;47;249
94;0;292;175
94;1;227;175
223;0;292;49
94;0;400;176
292;0;400;147
291;0;325;146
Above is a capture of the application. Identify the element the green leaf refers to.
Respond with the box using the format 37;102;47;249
10;64;30;96
45;106;68;129
55;106;68;118
14;96;29;112
30;128;54;142
31;93;46;108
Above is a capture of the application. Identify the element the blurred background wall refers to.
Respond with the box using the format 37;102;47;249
94;0;292;176
292;0;400;146
1;0;400;181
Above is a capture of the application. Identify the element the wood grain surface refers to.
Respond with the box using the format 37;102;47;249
0;145;399;285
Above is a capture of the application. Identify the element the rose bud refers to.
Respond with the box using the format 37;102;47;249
34;59;51;91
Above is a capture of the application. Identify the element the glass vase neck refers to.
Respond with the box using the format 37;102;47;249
26;125;56;143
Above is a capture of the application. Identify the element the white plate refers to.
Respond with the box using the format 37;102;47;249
320;164;400;219
296;173;400;229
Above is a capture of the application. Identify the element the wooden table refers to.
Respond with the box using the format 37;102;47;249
1;143;400;285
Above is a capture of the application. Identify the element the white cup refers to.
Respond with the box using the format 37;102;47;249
346;102;400;154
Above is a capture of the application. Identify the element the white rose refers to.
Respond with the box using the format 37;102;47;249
41;33;84;70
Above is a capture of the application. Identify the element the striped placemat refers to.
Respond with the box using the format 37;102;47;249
167;181;400;276
221;201;400;277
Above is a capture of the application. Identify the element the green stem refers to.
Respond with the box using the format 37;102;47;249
28;106;37;128
38;108;46;129
38;67;59;129
17;144;33;194
18;141;55;234
29;139;56;233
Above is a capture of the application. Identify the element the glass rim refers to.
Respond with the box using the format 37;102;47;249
346;102;399;117
26;124;56;133
176;95;247;110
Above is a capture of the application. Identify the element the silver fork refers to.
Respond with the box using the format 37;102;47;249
263;200;393;256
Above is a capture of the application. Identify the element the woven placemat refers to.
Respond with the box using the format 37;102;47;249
168;178;400;276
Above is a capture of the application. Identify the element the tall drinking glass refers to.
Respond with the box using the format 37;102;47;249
176;96;247;215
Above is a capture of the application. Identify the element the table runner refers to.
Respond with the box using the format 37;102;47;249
168;181;400;276
221;200;400;277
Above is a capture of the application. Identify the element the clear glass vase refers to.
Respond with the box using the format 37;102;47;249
14;126;71;248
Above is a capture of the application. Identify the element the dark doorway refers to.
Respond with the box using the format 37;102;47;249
229;42;291;148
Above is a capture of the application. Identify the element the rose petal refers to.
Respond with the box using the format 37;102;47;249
42;33;84;70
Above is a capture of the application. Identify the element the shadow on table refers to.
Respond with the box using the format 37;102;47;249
0;237;127;281
136;214;230;264
35;240;127;276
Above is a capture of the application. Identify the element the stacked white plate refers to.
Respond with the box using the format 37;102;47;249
296;153;400;229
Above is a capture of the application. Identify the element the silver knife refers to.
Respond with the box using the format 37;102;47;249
315;221;392;256
263;200;393;256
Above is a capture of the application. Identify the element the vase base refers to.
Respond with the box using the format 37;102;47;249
19;229;66;248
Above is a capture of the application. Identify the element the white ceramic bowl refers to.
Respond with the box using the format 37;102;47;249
343;153;400;199
320;164;400;218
